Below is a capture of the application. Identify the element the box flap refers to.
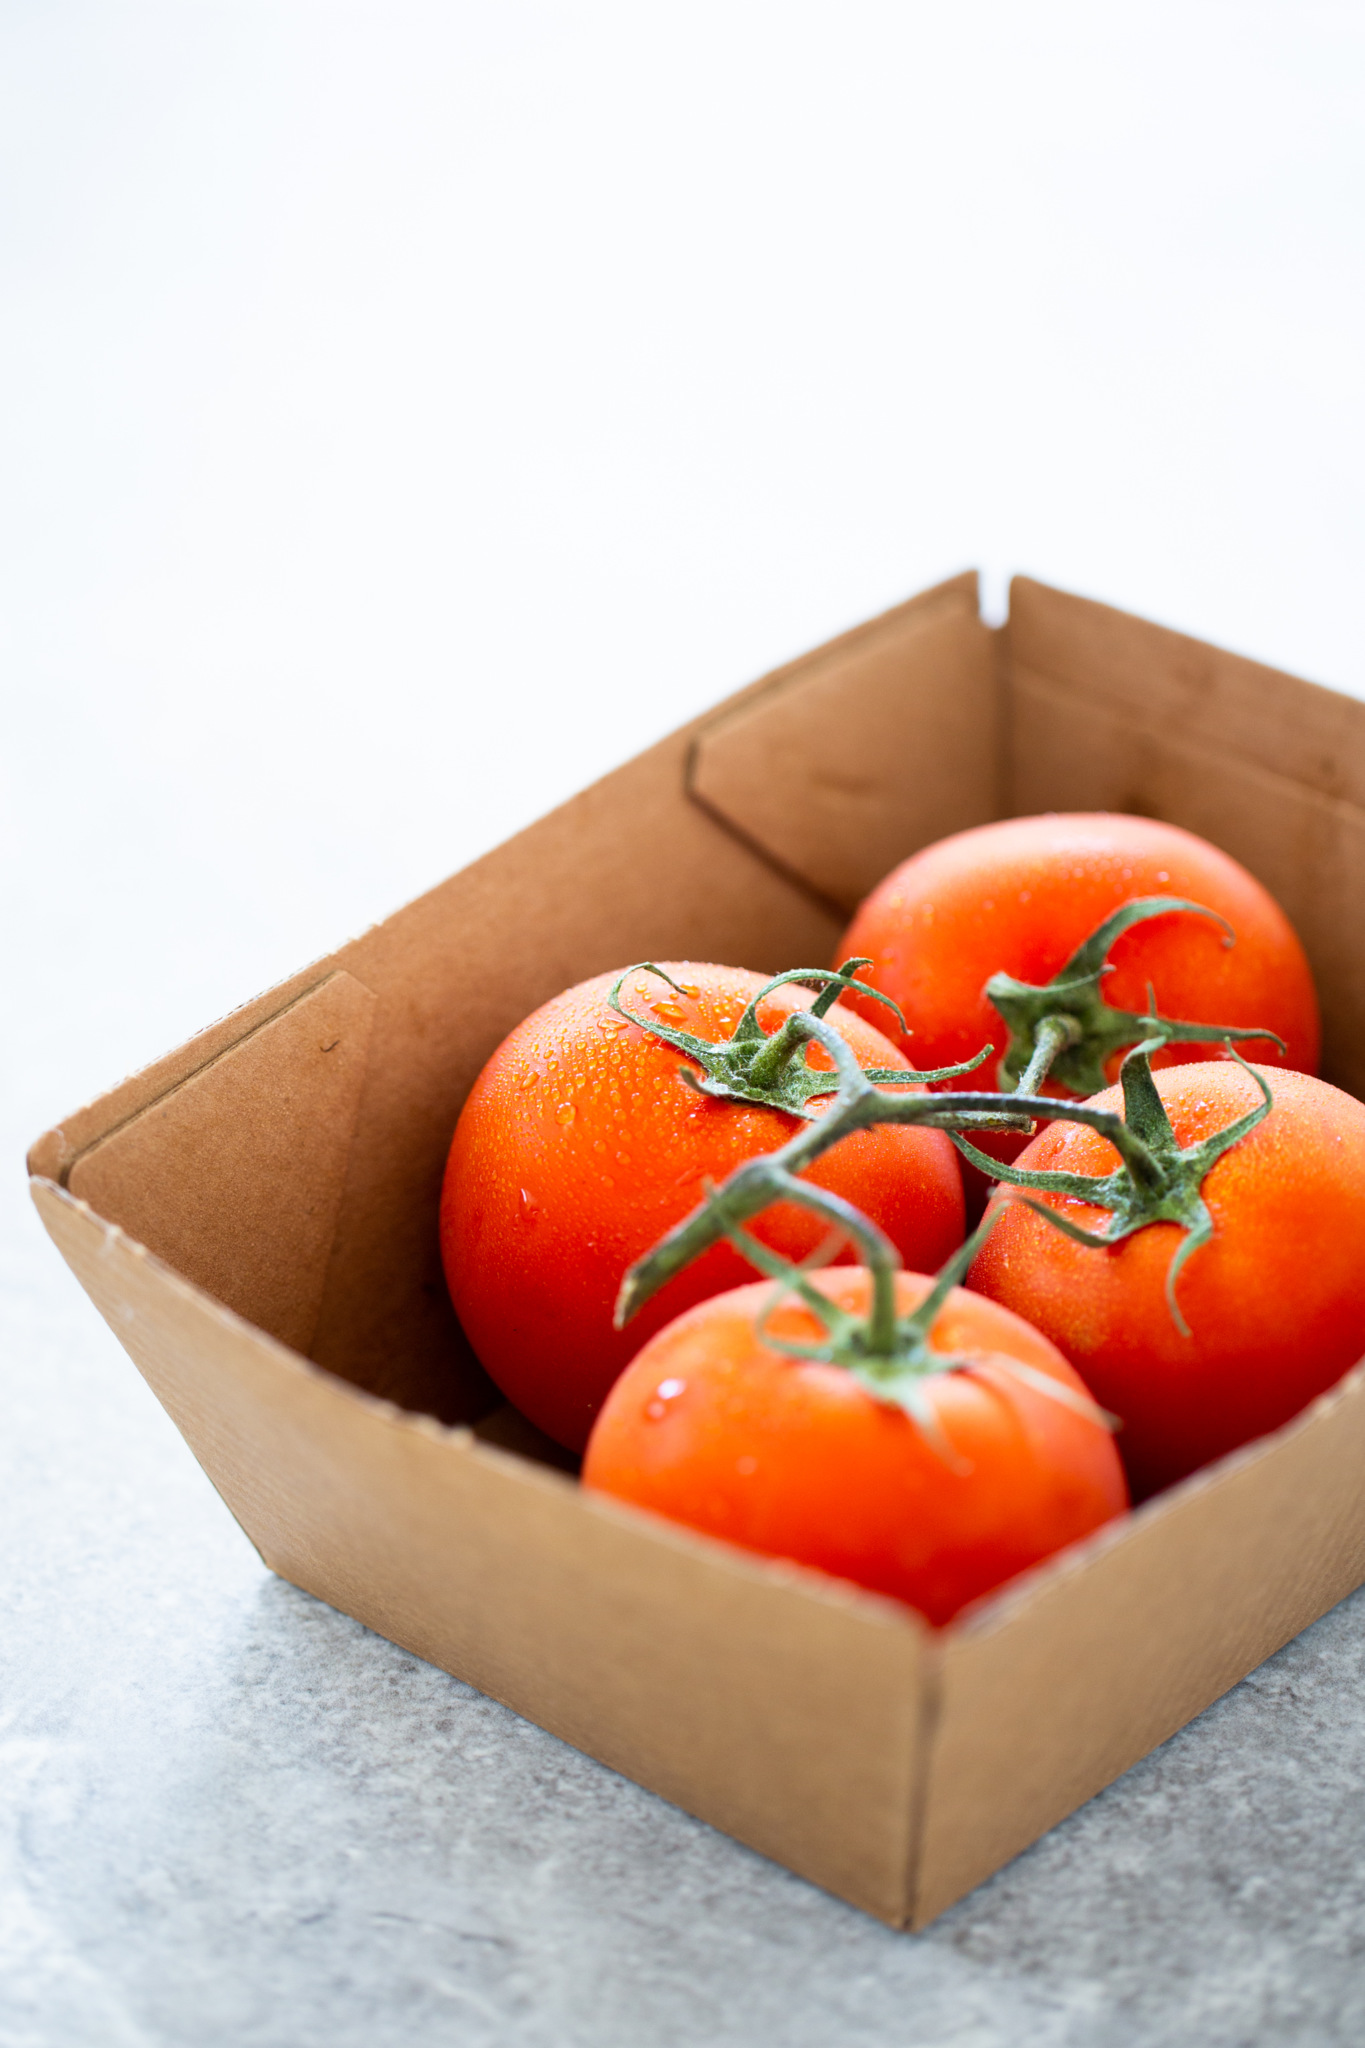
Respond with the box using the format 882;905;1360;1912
65;972;376;1358
689;570;1000;914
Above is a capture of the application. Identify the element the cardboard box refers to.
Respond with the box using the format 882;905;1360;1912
29;573;1365;1928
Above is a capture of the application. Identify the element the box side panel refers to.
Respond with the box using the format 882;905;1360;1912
912;1364;1365;1926
1008;577;1365;806
35;1180;927;1925
689;572;999;912
1005;578;1365;1094
64;973;376;1360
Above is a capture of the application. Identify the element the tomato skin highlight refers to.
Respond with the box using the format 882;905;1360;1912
582;1269;1128;1626
967;1064;1365;1500
441;963;965;1452
840;813;1321;1089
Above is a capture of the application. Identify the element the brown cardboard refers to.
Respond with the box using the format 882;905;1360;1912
914;1360;1365;1924
29;571;1365;1928
65;972;376;1357
1006;578;1365;1096
689;569;999;913
33;1180;929;1924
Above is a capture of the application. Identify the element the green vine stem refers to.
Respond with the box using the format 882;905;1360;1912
953;1035;1274;1335
607;958;991;1120
639;1178;1112;1457
988;896;1286;1098
616;1007;1044;1329
616;1005;1273;1342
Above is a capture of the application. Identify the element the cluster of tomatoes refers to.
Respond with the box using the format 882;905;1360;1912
441;813;1365;1627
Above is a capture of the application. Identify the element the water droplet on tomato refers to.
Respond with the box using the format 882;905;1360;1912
555;1102;575;1125
616;1150;631;1165
519;1188;541;1222
735;1455;757;1477
593;1138;607;1154
644;1378;686;1422
677;983;700;999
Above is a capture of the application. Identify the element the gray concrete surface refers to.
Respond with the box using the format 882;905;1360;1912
6;1170;1365;2047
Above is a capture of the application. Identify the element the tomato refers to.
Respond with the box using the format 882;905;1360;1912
583;1267;1128;1625
840;813;1320;1091
967;1063;1365;1499
441;962;965;1451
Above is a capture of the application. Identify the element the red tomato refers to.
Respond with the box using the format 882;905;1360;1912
441;962;965;1451
968;1064;1365;1499
840;813;1320;1088
583;1268;1128;1626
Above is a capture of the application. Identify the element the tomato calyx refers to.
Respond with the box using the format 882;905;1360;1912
954;1036;1275;1335
646;1178;1112;1459
987;897;1287;1098
606;959;987;1120
614;1009;1037;1329
615;996;1276;1346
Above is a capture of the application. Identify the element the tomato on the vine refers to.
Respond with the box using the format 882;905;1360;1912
840;812;1320;1091
583;1266;1128;1625
967;1062;1365;1498
441;962;965;1451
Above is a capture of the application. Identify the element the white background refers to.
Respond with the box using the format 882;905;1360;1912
5;1;1365;1161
